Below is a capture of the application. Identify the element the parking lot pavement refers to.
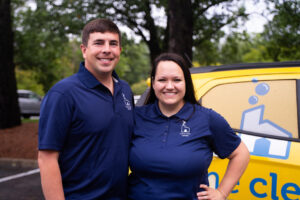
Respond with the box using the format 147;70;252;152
0;158;44;200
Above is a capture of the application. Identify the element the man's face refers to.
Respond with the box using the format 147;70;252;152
80;32;121;78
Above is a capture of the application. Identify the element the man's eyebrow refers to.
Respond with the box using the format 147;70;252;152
93;39;104;42
110;40;119;44
92;39;119;44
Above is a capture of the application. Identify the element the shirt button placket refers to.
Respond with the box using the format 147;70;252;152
162;119;169;144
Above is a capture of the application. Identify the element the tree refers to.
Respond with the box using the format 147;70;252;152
0;0;21;128
262;0;300;61
32;0;247;66
13;1;74;92
168;0;193;64
117;37;151;85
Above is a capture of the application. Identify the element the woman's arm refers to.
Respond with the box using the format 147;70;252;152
197;141;250;200
38;150;65;200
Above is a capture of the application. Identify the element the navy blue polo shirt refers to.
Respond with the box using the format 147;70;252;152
38;62;134;200
128;101;240;200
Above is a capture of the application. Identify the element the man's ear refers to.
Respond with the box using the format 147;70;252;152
80;44;87;59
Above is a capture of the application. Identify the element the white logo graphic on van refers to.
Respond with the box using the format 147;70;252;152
240;79;292;160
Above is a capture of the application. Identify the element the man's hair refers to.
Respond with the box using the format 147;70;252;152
81;18;121;46
145;52;199;105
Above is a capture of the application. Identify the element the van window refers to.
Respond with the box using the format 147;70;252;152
201;79;298;139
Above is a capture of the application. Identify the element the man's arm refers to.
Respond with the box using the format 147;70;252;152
38;150;65;200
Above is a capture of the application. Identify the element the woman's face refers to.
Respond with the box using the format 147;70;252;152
153;60;186;110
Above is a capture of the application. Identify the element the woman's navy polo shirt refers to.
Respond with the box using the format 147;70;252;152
128;101;241;200
38;62;134;200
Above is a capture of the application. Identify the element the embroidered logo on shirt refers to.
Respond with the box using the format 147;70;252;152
122;93;132;110
180;120;191;137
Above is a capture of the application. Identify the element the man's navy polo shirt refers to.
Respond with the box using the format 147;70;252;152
128;101;241;200
38;62;134;200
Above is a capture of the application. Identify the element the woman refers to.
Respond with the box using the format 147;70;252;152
128;53;250;200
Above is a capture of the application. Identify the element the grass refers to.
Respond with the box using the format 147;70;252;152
22;118;39;123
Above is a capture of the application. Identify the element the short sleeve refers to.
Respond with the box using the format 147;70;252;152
38;91;73;151
209;109;241;159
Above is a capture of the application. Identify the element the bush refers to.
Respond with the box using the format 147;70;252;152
131;80;148;95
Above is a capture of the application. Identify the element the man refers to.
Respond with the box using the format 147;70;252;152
38;18;134;200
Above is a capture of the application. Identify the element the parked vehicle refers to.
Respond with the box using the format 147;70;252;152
18;89;42;118
137;61;300;199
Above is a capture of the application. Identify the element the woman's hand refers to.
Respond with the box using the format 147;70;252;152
196;184;226;200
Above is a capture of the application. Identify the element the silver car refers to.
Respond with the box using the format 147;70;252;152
18;89;42;118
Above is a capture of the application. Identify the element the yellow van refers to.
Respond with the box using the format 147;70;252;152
193;61;300;199
137;61;300;199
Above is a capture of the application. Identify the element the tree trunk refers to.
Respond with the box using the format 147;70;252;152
144;0;162;66
168;0;193;67
0;0;21;129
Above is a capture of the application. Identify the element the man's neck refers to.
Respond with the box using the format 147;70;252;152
97;73;114;95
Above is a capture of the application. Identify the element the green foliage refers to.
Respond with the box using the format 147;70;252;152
12;1;152;92
262;0;300;61
15;68;44;96
11;0;300;94
218;32;255;64
131;80;148;95
193;39;220;66
22;118;39;123
13;3;71;92
24;0;248;63
117;38;151;85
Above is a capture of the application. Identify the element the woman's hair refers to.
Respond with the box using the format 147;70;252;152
145;52;199;105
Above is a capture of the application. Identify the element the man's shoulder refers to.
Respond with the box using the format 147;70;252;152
118;79;131;89
50;74;80;95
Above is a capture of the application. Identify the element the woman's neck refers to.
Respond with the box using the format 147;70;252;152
158;101;185;117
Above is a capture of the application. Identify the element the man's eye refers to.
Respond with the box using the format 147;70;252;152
110;42;118;46
95;42;104;45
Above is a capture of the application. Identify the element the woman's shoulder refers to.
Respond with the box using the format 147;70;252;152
195;104;211;114
194;104;222;119
135;104;153;113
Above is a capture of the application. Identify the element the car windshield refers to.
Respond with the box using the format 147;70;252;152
18;93;30;98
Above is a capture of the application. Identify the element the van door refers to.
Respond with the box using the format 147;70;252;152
201;78;300;199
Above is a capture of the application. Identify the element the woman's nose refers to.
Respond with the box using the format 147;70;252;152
166;81;174;89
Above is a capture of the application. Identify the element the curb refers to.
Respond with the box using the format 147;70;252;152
0;158;38;169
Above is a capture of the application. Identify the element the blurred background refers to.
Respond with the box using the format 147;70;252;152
1;0;300;128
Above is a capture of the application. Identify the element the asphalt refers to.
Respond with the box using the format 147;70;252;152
0;158;44;200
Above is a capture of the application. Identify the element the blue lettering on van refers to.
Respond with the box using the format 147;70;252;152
208;172;300;199
250;177;267;198
281;183;300;200
208;172;219;188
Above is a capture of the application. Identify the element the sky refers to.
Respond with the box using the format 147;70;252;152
241;0;274;33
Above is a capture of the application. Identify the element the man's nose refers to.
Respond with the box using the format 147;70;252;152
102;42;111;53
